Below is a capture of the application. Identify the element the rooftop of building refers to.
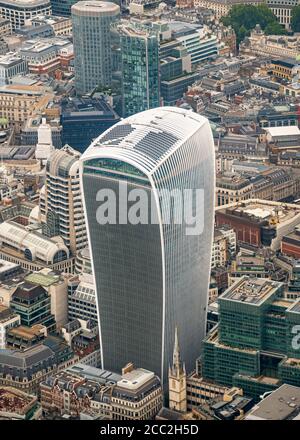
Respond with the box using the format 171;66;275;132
235;254;265;267
246;384;300;420
42;335;70;354
0;305;18;322
206;327;258;354
25;270;62;287
0;271;28;291
42;371;102;399
11;281;47;302
271;58;299;68
0;145;35;160
0;259;20;274
83;107;211;173
211;395;254;420
72;281;95;303
0;84;46;95
61;96;119;118
168;20;201;37
0;386;37;416
0;0;50;7
156;407;185;420
216;173;252;189
66;363;121;385
0;343;54;369
0;52;24;68
287;297;300;314
219;276;282;306
117;368;155;391
271;298;293;309
116;21;158;38
216;199;300;225
31;14;71;24
46;144;80;177
7;324;45;340
71;1;120;14
0;220;69;262
20;37;72;53
63;319;81;333
265;125;300;138
282;228;300;246
232;160;270;173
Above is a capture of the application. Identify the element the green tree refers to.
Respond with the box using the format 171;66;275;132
265;21;287;35
221;4;286;46
238;25;248;43
291;5;300;32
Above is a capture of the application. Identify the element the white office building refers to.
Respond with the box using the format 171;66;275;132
40;145;87;256
0;0;51;30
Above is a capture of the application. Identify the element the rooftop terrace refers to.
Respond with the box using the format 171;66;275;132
220;277;282;306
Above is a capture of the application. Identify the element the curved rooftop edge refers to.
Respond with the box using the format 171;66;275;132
0;0;50;7
47;144;80;178
71;1;120;15
0;221;69;262
80;106;210;175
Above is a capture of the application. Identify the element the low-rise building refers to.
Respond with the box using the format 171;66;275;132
0;220;73;272
0;53;27;86
21;113;62;149
245;383;300;420
240;26;300;59
195;0;264;20
212;226;236;268
0;18;11;37
40;362;163;420
62;319;100;367
0;84;54;133
282;227;300;259
25;269;69;329
0;386;40;420
0;260;22;281
229;252;269;283
265;126;300;152
216;173;253;207
0;340;76;394
257;104;299;129
61;96;120;154
5;324;46;349
270;58;298;81
216;199;300;250
68;273;97;323
19;37;73;75
202;276;300;400
0;0;51;30
0;305;20;349
10;282;56;331
30;15;72;36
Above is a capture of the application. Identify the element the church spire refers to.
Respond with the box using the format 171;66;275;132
173;326;180;368
171;327;185;376
168;326;187;413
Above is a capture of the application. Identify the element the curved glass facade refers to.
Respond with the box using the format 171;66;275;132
80;107;215;384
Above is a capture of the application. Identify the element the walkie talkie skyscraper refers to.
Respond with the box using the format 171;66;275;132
80;107;215;384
